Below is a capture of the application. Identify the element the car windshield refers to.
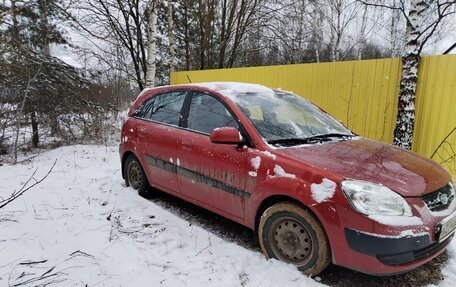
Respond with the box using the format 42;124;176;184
230;91;353;146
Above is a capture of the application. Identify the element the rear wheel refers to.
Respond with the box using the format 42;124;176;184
124;155;151;198
258;202;331;275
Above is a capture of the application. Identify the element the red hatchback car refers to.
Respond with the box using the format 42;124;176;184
119;82;456;276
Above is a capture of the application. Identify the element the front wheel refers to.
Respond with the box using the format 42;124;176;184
258;202;331;275
124;155;151;198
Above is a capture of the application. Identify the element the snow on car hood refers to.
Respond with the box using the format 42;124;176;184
276;138;451;197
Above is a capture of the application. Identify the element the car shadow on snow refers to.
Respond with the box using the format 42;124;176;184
147;189;448;287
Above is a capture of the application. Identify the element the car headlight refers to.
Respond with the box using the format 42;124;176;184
341;179;413;216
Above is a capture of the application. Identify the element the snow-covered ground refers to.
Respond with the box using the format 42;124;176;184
0;145;321;286
0;145;455;286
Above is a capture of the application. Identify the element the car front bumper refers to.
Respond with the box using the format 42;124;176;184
315;197;456;275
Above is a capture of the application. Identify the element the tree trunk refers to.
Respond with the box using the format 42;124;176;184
392;0;429;149
357;5;368;60
218;0;228;68
38;0;50;55
168;0;175;73
334;34;340;62
198;0;205;70
145;0;158;87
39;0;59;136
11;0;20;48
390;0;401;57
330;0;341;62
183;0;190;71
312;1;320;62
30;111;39;148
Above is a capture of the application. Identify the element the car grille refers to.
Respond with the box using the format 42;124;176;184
422;183;455;212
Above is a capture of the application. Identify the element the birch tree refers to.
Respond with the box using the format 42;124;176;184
145;0;158;87
360;0;456;149
311;0;322;62
389;0;403;57
324;0;359;61
356;4;368;59
394;1;428;149
168;0;176;72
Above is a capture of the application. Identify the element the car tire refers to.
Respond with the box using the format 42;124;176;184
258;202;331;276
124;155;151;198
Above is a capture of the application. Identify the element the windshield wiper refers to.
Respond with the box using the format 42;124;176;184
268;133;354;146
304;133;354;141
268;138;312;146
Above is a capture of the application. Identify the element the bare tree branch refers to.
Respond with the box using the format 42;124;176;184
0;160;57;209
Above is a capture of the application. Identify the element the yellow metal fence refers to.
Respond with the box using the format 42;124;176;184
171;55;456;178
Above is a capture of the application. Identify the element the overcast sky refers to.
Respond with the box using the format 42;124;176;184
51;6;456;70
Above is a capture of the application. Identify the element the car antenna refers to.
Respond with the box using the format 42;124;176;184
186;74;192;83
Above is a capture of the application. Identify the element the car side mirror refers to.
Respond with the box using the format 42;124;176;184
210;127;243;144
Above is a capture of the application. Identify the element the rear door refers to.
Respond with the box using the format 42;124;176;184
176;91;249;220
135;91;187;192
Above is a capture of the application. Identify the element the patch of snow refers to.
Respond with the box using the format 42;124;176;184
355;230;429;239
272;165;296;179
188;82;274;99
311;178;337;203
248;171;257;177
260;150;276;160
287;120;304;137
176;158;180;166
440;240;456;287
399;230;430;237
368;215;424;226
251;156;261;171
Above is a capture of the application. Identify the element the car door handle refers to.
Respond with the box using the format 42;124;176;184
181;142;193;151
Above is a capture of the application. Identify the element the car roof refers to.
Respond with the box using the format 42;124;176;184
138;82;278;101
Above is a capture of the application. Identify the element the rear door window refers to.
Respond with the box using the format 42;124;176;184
136;91;186;126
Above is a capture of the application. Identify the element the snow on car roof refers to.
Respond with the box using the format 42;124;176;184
137;82;278;101
188;82;274;97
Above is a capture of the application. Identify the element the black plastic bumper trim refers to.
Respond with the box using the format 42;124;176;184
377;234;453;266
345;228;454;266
345;228;430;257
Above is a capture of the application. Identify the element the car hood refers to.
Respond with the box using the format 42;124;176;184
275;138;451;197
